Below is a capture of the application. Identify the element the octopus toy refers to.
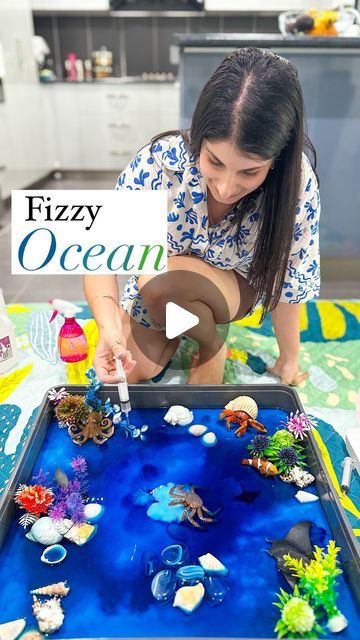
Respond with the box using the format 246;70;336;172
220;395;267;437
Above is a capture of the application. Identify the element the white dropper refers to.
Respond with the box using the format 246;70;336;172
115;357;131;418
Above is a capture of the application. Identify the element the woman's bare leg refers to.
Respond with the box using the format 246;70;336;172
137;256;243;384
118;308;179;383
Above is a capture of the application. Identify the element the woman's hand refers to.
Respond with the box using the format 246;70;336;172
93;326;137;384
267;357;308;386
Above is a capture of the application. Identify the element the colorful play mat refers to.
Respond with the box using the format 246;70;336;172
0;299;359;537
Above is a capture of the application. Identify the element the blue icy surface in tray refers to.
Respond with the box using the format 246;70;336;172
0;407;359;638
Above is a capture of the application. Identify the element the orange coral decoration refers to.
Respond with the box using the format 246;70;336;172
14;484;54;515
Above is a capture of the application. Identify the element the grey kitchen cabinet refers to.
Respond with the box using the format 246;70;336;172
178;35;360;259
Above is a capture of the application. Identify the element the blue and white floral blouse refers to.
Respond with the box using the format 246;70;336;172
115;134;320;329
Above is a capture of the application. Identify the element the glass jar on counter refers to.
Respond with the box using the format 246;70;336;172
92;46;113;79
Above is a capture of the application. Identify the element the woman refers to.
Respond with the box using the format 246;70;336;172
84;47;320;386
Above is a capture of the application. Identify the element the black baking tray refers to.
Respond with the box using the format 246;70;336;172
0;383;359;632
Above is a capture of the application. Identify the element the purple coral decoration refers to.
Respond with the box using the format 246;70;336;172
71;456;88;493
285;410;317;440
66;492;86;524
278;447;298;468
49;501;66;521
250;434;270;456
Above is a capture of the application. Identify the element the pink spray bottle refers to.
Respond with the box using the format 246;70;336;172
49;299;88;363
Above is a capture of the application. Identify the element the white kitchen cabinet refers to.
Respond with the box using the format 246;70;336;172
0;0;48;200
47;81;180;171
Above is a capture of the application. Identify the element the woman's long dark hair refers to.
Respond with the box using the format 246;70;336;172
150;47;317;320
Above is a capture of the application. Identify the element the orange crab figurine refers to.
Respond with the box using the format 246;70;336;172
220;395;267;437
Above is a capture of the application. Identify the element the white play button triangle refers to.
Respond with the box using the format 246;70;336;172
165;302;199;340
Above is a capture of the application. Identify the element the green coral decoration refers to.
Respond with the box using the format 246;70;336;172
284;540;343;619
248;428;306;474
274;586;323;638
274;541;348;638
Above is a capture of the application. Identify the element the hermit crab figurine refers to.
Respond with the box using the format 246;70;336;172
220;396;267;437
168;485;220;530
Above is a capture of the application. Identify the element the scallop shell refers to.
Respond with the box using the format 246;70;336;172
173;583;205;614
84;503;105;523
32;597;64;634
63;522;97;546
188;425;207;437
201;432;217;447
30;582;70;597
0;618;26;640
164;405;194;426
295;490;319;503
224;396;258;419
25;517;63;546
198;553;228;576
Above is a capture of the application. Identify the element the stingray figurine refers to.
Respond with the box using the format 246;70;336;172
267;520;315;589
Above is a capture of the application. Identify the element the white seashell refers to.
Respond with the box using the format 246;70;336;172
224;395;258;419
198;553;228;576
327;613;348;633
188;425;207;437
32;597;64;634
164;405;194;426
30;582;70;597
84;503;105;522
201;432;217;447
280;466;315;488
173;583;205;614
25;517;63;546
18;630;44;640
295;490;319;503
0;618;26;640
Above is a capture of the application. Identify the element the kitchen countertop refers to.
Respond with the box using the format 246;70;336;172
176;33;360;48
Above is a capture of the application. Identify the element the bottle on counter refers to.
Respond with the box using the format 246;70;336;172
84;58;93;81
65;53;78;81
75;59;84;82
0;289;19;375
92;46;113;79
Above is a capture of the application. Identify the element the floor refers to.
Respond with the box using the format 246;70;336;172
1;172;359;303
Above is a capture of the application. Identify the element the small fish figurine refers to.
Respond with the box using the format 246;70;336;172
242;457;278;476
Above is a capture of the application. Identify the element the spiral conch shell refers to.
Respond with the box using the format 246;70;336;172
0;618;26;640
30;582;70;597
224;395;258;419
32;596;64;634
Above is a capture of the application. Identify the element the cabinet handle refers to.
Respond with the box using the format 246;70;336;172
108;122;130;129
106;93;129;99
109;150;132;156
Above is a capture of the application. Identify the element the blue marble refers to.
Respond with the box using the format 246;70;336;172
151;569;177;602
204;575;231;605
176;565;205;585
141;551;160;577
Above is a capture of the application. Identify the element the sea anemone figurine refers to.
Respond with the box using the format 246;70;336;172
48;387;69;406
248;434;270;457
55;395;90;427
285;411;317;440
277;447;300;474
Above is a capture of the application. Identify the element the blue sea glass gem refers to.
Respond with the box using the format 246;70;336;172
151;569;177;602
141;551;160;577
40;544;67;565
161;544;189;566
204;575;230;605
176;565;205;586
